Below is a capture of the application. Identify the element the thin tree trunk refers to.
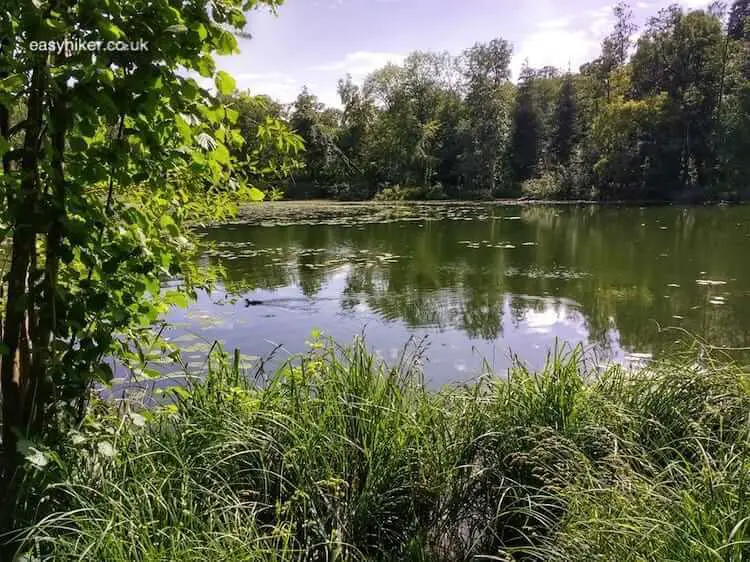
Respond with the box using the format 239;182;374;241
0;59;46;562
0;40;8;382
28;85;67;436
1;59;46;468
0;35;11;177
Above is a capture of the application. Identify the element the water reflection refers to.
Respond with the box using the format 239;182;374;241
166;204;750;385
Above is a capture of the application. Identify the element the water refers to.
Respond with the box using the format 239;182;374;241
164;203;750;387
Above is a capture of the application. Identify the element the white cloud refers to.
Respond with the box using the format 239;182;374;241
233;71;299;102
587;4;616;17
511;28;600;79
679;0;709;8
317;86;346;109
538;17;572;29
586;4;615;37
311;50;406;78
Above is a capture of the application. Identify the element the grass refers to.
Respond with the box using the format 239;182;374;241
7;337;750;561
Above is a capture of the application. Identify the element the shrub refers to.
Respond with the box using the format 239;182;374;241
373;184;447;201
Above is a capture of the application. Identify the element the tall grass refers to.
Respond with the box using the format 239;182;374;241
8;337;750;561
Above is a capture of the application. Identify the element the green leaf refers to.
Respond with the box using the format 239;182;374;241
160;215;181;236
248;187;265;202
215;71;236;95
230;130;244;147
0;74;24;93
99;21;124;40
159;214;176;229
216;31;238;55
192;23;208;40
166;291;190;308
212;142;230;165
195;57;215;78
175;114;192;143
182;79;200;101
165;24;188;33
171;386;191;400
96;362;114;383
225;108;239;124
99;68;115;85
43;17;67;32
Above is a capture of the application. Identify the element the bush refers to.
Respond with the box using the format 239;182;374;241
522;156;595;201
326;181;374;201
373;184;447;201
522;172;566;200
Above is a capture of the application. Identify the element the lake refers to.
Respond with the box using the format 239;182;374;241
164;202;750;387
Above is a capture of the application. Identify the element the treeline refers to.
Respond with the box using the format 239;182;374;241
227;1;750;202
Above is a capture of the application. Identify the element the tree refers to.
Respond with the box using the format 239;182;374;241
594;1;637;101
719;3;750;191
509;65;542;183
0;0;300;545
552;73;579;164
631;7;725;192
605;2;637;67
289;87;342;190
222;92;302;191
434;89;465;191
728;0;750;39
527;67;563;167
461;39;514;194
591;93;670;198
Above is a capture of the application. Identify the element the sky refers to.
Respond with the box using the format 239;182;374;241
211;0;715;108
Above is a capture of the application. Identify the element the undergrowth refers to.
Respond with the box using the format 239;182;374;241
7;337;750;561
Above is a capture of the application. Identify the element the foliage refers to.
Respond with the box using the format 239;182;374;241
591;93;671;199
521;171;566;200
9;339;750;560
509;65;544;185
461;40;515;195
219;91;305;189
246;2;750;203
729;0;750;40
0;0;301;545
373;184;447;201
551;74;578;165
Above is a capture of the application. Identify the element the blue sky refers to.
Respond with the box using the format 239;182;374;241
212;0;713;107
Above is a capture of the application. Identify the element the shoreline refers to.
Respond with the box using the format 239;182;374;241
247;197;745;209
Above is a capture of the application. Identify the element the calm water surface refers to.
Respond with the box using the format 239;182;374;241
165;203;750;386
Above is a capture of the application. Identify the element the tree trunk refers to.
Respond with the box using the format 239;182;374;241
1;60;46;454
1;64;46;559
28;85;67;436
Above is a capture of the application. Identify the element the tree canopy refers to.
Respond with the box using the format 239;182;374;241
0;0;301;531
231;1;750;203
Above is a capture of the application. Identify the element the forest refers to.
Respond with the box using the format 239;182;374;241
226;1;750;202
